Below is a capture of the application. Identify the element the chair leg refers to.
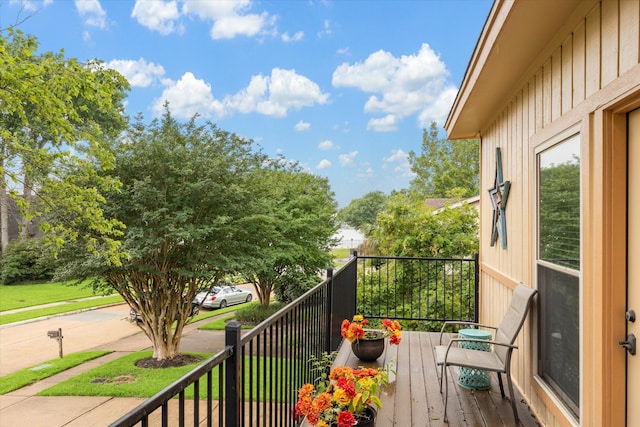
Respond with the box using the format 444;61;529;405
443;364;449;423
505;374;520;425
497;372;505;398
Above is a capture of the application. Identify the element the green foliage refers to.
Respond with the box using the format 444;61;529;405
1;28;130;261
234;301;287;324
0;239;56;284
372;193;478;258
54;108;271;359
356;258;477;331
274;270;320;303
242;166;338;306
336;191;388;235
408;122;479;198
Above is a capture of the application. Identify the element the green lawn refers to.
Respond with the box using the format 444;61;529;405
0;280;105;312
0;295;125;326
38;350;298;401
0;351;112;395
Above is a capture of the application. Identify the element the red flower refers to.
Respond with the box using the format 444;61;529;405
337;410;356;427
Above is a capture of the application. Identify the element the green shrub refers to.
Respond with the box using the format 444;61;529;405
235;302;286;325
0;239;56;285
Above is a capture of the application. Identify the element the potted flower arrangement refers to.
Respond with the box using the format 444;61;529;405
295;365;387;427
341;315;402;361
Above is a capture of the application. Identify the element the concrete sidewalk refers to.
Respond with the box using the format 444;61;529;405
0;305;229;426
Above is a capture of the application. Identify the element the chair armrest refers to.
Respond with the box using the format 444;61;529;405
439;321;498;344
441;338;518;364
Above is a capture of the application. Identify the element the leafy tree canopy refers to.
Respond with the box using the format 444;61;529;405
408;122;480;199
57;109;269;359
372;192;478;258
336;191;388;236
1;28;130;260
242;165;338;306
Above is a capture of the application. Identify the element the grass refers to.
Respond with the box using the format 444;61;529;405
38;350;298;402
0;295;125;325
0;351;112;395
38;351;211;398
331;248;351;259
0;280;104;312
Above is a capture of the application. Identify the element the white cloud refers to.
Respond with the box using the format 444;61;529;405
181;0;276;40
295;120;311;131
282;31;304;42
224;68;329;117
339;151;358;166
367;114;398;132
317;159;331;169
75;0;107;29
318;140;333;150
131;0;183;35
332;43;456;130
317;19;332;38
106;58;166;87
337;47;349;56
383;149;413;177
11;0;52;12
152;72;226;119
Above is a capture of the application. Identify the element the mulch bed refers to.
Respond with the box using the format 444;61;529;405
135;354;203;369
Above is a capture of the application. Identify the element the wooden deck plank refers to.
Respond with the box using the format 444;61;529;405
303;331;540;426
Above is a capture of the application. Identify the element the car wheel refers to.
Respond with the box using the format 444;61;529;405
219;300;227;308
191;304;199;316
245;294;252;302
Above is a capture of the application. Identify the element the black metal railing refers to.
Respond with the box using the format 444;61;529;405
110;254;477;426
355;253;479;330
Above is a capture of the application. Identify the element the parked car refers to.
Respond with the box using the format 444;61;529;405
130;298;199;322
193;284;253;309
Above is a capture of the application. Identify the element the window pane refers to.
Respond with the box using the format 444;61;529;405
538;264;580;414
538;137;580;269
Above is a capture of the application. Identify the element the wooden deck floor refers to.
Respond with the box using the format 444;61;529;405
332;331;540;427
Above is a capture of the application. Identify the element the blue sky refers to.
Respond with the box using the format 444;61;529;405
1;0;492;207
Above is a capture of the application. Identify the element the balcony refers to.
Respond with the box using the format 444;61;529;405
110;255;539;426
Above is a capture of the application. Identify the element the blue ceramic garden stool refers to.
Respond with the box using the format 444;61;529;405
457;328;492;390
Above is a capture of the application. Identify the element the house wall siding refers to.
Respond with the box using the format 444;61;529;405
477;1;640;426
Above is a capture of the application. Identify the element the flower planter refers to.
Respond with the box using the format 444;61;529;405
351;332;385;362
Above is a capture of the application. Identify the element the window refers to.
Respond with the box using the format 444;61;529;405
537;135;580;417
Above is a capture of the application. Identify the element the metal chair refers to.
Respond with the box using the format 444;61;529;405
435;283;537;424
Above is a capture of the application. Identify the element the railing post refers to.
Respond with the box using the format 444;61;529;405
326;267;334;353
225;320;241;427
474;252;480;323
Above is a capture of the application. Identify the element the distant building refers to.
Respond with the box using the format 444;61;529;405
332;226;365;249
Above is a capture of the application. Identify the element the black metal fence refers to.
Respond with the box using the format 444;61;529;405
355;254;479;330
110;254;477;427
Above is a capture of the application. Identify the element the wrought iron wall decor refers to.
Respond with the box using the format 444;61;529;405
488;147;510;249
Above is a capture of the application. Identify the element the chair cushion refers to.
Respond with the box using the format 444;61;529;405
435;345;507;373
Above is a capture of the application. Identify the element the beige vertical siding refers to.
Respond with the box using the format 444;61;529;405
477;1;640;426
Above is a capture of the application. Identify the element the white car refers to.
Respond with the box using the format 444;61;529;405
194;285;253;309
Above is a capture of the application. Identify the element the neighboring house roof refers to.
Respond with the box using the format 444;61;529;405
425;198;456;210
432;195;480;215
445;0;582;139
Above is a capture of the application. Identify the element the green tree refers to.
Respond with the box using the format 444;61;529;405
336;191;388;236
242;166;338;306
372;192;478;258
0;28;129;261
408;122;480;198
56;110;268;360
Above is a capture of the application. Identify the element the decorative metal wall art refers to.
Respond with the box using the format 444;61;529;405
488;147;510;249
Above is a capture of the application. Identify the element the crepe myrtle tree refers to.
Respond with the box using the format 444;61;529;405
56;109;269;360
242;165;338;306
